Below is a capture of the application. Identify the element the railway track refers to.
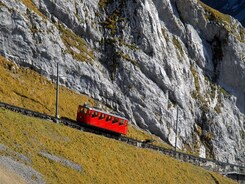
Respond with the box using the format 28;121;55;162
0;101;244;177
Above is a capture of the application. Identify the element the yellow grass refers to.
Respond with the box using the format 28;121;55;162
0;108;237;184
198;1;232;25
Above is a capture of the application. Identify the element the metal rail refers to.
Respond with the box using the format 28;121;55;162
0;101;244;176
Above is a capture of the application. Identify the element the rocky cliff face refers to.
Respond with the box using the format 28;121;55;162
201;0;245;26
0;0;244;164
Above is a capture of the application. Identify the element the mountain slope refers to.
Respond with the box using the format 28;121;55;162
0;55;236;184
0;108;237;184
0;0;244;165
0;55;170;148
200;0;245;26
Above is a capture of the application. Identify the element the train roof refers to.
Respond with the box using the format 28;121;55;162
79;104;128;121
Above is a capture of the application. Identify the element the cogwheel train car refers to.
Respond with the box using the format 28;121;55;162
76;104;128;135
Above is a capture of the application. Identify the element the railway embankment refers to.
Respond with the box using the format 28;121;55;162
0;107;238;184
0;101;244;183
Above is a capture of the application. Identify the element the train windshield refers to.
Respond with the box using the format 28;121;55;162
80;106;88;114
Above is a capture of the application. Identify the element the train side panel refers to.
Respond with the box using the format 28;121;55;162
76;105;128;135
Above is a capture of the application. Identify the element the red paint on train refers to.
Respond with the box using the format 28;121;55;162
76;104;128;135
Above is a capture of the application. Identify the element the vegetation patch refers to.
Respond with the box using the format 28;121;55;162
172;36;184;59
100;10;125;35
214;104;222;114
0;55;96;119
198;1;231;27
161;28;169;42
98;0;114;9
190;65;209;113
0;2;5;7
219;87;230;98
20;0;46;19
238;26;245;42
58;24;95;62
197;0;245;43
118;38;139;50
116;51;138;66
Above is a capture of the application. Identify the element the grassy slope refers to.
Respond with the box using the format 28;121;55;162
0;108;236;184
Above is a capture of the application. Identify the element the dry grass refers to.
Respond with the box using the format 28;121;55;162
198;1;232;25
0;108;237;184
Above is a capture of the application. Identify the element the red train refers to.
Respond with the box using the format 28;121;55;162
76;104;128;135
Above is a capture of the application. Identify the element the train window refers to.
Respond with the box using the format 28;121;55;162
119;119;124;126
92;111;98;117
83;108;88;114
106;116;111;121
99;113;105;119
112;117;118;124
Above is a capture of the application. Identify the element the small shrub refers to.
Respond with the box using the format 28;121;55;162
190;65;200;92
100;10;123;35
205;132;214;141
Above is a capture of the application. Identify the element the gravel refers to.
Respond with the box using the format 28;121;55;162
0;156;46;184
39;152;82;172
0;144;7;151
